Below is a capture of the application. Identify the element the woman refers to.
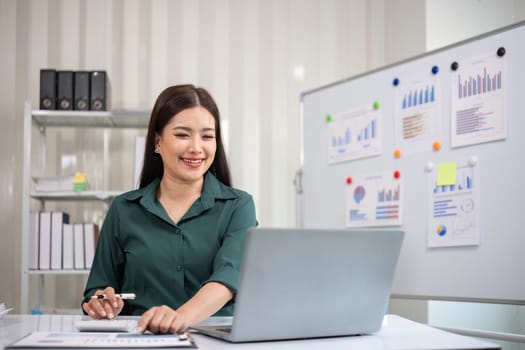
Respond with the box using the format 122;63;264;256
82;84;257;334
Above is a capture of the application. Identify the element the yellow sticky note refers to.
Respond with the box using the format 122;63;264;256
437;162;457;186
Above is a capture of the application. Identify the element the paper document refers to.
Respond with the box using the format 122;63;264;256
6;331;196;348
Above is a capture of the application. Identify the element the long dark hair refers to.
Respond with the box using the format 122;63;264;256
139;84;232;188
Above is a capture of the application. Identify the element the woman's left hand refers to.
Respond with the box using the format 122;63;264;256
137;305;189;334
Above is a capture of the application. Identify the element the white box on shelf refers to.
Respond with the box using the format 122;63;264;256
38;212;52;270
83;223;99;269
50;212;69;270
62;224;74;270
29;212;40;270
73;224;85;270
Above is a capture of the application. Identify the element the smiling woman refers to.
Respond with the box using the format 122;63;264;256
81;85;257;335
156;106;217;190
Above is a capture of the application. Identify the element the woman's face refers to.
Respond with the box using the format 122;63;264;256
156;106;217;184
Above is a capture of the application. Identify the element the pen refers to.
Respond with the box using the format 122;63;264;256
90;293;136;300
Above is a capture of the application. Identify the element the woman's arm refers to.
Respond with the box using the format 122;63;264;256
81;201;125;317
137;281;232;333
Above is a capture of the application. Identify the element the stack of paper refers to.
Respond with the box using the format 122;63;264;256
32;175;74;192
0;302;13;319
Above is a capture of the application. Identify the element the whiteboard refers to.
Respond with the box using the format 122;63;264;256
298;22;525;304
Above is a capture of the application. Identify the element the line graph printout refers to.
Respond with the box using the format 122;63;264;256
346;171;403;227
451;53;506;148
394;76;442;154
328;105;382;164
427;160;480;248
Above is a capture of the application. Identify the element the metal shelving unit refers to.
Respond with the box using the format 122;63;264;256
32;109;150;128
20;101;149;314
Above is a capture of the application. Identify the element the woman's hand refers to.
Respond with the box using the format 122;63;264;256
136;282;232;334
137;305;190;334
82;286;124;319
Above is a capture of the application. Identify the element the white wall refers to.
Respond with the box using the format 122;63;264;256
426;0;525;51
385;0;427;64
0;0;21;312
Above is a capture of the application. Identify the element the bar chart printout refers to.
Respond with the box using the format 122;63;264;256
401;84;435;109
451;53;506;148
346;171;403;227
457;68;501;99
427;161;480;248
394;77;441;154
328;105;382;164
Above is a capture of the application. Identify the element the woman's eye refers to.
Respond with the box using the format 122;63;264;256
203;134;216;140
175;133;190;138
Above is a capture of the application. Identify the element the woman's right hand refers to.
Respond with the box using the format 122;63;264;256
82;286;124;319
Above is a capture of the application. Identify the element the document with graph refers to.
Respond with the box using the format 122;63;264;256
345;170;403;227
427;159;480;247
327;104;382;164
6;331;197;349
451;53;506;148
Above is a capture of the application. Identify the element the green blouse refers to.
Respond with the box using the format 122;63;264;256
82;172;257;316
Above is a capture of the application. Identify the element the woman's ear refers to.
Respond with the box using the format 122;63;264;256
154;134;160;153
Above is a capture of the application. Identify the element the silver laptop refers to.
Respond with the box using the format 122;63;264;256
192;227;404;342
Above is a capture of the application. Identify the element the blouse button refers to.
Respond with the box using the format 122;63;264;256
176;265;183;272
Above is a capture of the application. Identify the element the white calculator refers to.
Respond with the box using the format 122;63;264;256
74;319;138;333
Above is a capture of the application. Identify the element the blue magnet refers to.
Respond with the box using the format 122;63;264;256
431;65;439;75
393;78;399;86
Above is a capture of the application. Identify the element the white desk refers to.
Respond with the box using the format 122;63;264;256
0;314;499;349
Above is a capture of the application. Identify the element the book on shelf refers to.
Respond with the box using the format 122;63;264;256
62;224;74;270
83;223;100;269
73;223;99;270
73;224;85;270
29;212;99;271
50;212;69;270
29;212;40;270
38;213;52;270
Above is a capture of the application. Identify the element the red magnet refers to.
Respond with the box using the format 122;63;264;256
346;177;353;185
393;170;401;179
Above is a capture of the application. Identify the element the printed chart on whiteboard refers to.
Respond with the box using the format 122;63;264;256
346;171;403;227
327;104;382;164
394;76;442;154
427;160;480;248
451;53;506;148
